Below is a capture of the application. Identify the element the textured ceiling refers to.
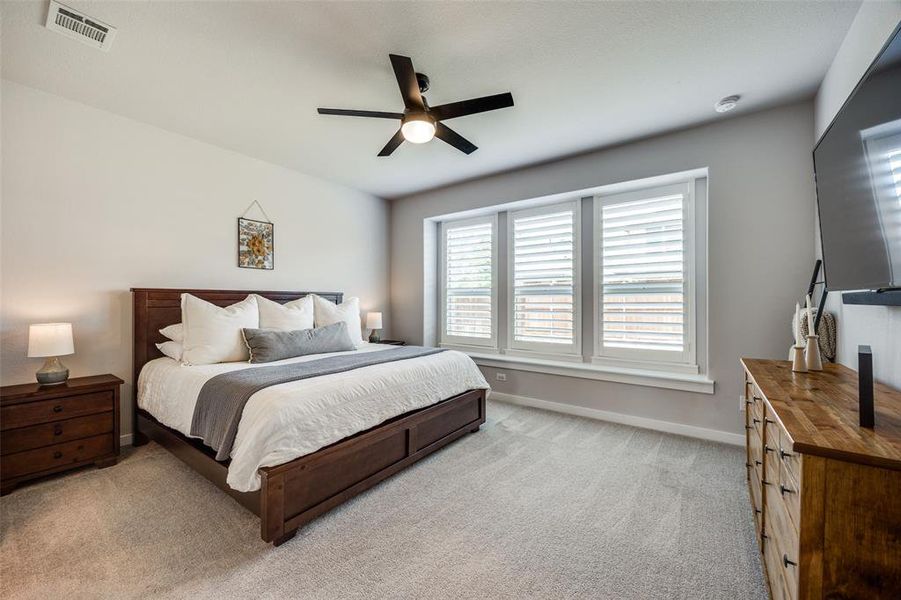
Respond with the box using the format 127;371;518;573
1;1;860;198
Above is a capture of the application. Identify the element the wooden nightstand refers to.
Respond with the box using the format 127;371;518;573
1;374;123;495
375;340;406;346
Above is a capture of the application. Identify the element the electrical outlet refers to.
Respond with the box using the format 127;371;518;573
739;395;746;412
495;372;507;382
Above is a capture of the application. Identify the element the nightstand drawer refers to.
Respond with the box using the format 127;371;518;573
0;391;113;430
0;412;114;454
0;434;113;478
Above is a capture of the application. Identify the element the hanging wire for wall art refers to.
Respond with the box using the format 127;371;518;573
238;200;274;270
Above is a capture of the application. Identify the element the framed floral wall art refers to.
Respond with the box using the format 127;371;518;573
238;217;274;270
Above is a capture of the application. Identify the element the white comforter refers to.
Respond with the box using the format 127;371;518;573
137;344;489;492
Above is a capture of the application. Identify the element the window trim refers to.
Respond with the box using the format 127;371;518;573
592;180;699;374
506;199;582;359
438;214;499;350
466;351;715;395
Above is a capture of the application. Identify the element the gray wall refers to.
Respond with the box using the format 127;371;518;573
813;2;901;390
390;101;816;437
1;81;391;440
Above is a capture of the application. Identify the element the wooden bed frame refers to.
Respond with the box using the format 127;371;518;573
131;288;486;545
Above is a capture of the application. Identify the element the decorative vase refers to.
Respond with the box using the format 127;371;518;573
805;335;823;371
791;345;807;373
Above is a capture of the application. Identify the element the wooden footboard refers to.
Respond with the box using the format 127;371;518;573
137;388;486;545
260;388;486;545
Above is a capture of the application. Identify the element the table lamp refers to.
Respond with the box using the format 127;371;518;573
28;323;74;385
366;312;382;343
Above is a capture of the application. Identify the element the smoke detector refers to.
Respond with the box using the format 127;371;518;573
714;95;741;113
45;1;117;51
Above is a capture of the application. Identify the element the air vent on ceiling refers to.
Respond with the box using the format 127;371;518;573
45;1;117;51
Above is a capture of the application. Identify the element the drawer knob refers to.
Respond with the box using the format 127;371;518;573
779;447;793;459
754;460;762;466
754;508;761;515
752;418;761;424
762;479;773;486
765;418;776;425
745;425;753;431
780;484;795;496
53;451;63;459
53;425;63;436
783;554;797;568
764;445;774;454
52;405;63;413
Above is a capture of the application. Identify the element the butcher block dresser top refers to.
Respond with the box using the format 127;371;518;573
741;359;901;471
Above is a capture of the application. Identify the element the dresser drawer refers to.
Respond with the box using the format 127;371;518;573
749;470;763;538
750;399;765;436
776;426;801;486
0;391;113;430
1;434;113;478
778;458;801;530
763;530;794;600
748;421;764;478
747;383;763;419
0;412;114;454
765;481;800;597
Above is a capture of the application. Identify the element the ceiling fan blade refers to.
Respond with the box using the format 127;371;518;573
429;92;514;121
435;122;477;154
378;129;405;156
389;54;424;111
317;108;404;119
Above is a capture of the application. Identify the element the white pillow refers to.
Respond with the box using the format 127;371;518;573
181;294;259;365
254;294;314;330
312;295;363;347
156;341;183;361
159;323;184;343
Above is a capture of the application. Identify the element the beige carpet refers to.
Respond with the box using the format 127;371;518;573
1;400;766;599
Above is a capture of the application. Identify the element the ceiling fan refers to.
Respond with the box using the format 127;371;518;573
317;54;514;156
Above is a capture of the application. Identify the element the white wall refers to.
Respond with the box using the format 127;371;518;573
0;81;391;439
391;102;816;438
813;2;901;389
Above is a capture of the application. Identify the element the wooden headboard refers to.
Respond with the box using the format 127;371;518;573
131;288;343;386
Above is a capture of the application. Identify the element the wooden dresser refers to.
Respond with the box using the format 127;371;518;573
741;359;901;599
1;374;123;495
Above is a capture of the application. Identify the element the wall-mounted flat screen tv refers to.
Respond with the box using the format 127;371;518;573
814;23;901;291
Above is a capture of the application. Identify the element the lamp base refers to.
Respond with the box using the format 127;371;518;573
36;356;69;385
369;329;381;343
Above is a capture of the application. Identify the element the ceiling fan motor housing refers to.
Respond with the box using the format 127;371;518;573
416;72;430;94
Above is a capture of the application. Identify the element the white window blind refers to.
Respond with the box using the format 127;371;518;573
598;184;689;360
442;218;495;344
510;203;579;353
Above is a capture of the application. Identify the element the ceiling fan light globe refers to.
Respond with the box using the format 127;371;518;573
401;118;436;144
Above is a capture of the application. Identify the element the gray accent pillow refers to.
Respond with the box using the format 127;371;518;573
241;322;356;363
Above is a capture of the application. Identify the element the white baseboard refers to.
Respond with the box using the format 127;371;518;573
489;391;744;446
120;433;133;446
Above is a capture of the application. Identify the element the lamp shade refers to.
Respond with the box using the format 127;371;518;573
27;323;74;357
365;312;383;330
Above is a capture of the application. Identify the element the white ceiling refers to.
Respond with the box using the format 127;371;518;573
2;1;859;198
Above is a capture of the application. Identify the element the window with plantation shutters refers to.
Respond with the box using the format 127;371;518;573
508;201;580;356
440;216;497;347
595;182;695;367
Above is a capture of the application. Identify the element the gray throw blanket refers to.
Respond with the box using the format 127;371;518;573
191;346;445;461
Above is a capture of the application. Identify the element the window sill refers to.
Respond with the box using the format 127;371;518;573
464;351;715;394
